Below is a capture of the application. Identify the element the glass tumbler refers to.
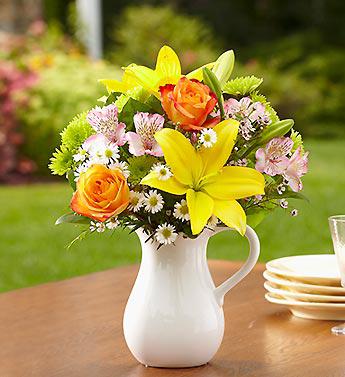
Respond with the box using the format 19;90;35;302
329;215;345;335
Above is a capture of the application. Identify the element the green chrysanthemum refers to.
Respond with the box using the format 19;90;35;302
128;155;158;185
290;129;304;152
49;112;95;176
223;75;263;96
60;112;94;150
49;146;74;175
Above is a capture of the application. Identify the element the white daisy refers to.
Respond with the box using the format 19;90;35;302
73;148;87;162
109;161;130;178
74;161;91;181
144;190;164;214
106;217;119;230
85;134;119;164
199;128;217;148
155;223;178;245
128;191;144;212
90;221;105;233
207;215;219;228
151;163;173;181
173;199;190;222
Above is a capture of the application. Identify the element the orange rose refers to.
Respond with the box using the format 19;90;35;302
160;77;219;131
71;164;129;222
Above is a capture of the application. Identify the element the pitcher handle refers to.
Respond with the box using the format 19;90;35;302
213;225;260;306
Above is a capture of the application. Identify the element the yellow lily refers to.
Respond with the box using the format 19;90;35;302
99;71;140;94
100;46;214;98
141;119;265;235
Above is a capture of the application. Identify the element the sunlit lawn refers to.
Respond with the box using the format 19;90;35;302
1;139;344;292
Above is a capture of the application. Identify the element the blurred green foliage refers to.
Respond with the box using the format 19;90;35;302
234;33;345;137
108;5;220;72
17;54;118;174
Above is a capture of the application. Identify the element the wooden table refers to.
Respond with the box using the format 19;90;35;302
1;261;344;377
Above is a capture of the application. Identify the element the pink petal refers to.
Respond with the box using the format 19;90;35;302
114;122;127;146
126;132;145;156
255;148;267;173
286;174;303;192
146;141;164;157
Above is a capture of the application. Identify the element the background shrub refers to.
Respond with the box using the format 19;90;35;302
108;5;220;72
18;54;118;174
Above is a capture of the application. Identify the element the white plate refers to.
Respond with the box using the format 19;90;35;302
265;293;345;321
263;270;345;296
266;254;341;286
264;281;345;303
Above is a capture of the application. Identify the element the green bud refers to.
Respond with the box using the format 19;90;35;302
259;119;294;145
212;50;235;88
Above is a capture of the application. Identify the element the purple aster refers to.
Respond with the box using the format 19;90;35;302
87;104;127;146
255;137;293;176
126;112;164;157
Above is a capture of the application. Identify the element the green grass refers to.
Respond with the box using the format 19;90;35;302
1;139;344;292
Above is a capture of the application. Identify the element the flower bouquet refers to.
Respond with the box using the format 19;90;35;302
49;46;309;367
50;46;308;243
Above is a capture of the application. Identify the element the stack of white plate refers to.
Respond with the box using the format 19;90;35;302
264;254;345;320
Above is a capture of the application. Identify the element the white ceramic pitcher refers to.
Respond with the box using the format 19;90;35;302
123;225;260;368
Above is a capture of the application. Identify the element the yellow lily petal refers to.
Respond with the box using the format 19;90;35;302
213;199;246;235
124;64;159;94
155;46;181;80
98;79;131;94
199;119;239;176
186;189;214;235
99;72;139;94
186;62;215;81
140;172;188;195
202;166;265;200
155;128;203;186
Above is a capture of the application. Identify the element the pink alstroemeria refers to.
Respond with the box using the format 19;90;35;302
224;97;251;117
283;147;309;192
255;137;293;176
87;104;127;146
126;112;164;157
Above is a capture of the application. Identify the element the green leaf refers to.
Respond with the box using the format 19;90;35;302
258;119;294;145
118;98;152;131
246;208;270;228
202;67;225;118
223;76;263;96
105;92;120;105
67;170;76;191
145;95;164;114
211;50;235;88
55;213;90;226
66;230;90;250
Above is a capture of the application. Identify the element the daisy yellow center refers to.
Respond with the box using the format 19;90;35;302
180;204;188;215
105;149;113;158
203;134;211;142
162;228;172;238
131;196;139;205
159;169;167;176
149;197;158;206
